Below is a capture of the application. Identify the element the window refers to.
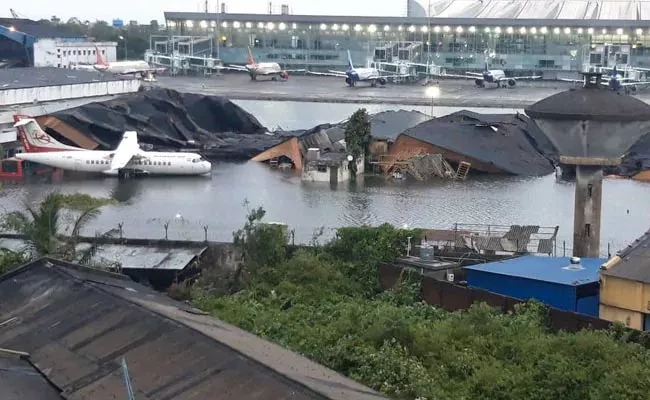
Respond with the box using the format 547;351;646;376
317;165;328;173
83;50;86;55
73;50;76;55
92;50;96;55
102;50;105;55
1;160;18;174
63;50;67;56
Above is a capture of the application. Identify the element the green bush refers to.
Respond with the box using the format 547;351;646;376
190;207;650;400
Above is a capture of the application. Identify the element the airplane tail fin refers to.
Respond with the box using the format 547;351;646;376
247;46;256;65
95;45;107;65
347;50;354;70
13;116;80;152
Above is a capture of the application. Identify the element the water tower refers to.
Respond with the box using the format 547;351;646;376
525;71;650;257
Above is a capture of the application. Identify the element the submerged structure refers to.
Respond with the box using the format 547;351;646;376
526;71;650;257
384;110;555;176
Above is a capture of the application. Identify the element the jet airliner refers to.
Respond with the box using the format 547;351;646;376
13;119;211;177
92;46;165;81
561;65;650;93
219;47;305;80
441;60;541;88
307;50;410;87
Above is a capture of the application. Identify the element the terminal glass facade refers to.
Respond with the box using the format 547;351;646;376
162;14;650;72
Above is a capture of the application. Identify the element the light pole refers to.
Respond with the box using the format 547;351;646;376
118;35;127;60
425;86;440;117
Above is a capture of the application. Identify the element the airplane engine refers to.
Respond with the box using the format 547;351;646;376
474;79;484;87
508;79;516;87
280;71;289;80
630;85;638;93
345;77;353;86
378;77;387;85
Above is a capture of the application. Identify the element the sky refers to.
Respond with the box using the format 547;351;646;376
7;0;406;24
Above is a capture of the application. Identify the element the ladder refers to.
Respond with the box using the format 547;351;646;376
456;161;471;180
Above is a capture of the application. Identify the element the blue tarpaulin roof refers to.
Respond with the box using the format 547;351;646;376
465;255;604;286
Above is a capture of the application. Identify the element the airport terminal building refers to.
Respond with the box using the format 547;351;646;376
162;0;650;76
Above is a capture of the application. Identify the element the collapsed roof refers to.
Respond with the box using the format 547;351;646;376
38;87;270;151
401;110;556;176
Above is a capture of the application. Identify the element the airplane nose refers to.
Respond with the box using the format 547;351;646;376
203;161;212;173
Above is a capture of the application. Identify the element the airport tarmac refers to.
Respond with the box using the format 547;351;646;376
155;73;650;108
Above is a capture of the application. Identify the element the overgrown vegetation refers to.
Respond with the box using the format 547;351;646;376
344;108;372;176
0;192;116;271
189;205;650;400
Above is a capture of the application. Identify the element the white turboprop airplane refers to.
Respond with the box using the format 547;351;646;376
13;119;212;178
93;46;165;82
219;47;305;81
307;50;410;87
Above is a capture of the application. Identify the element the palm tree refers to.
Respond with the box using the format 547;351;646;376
1;192;115;260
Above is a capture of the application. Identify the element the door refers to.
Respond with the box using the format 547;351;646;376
329;166;338;184
74;159;83;171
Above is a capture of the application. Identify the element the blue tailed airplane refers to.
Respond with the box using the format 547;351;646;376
307;50;409;87
561;65;650;93
438;60;542;88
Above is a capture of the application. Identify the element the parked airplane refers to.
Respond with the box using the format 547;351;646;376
93;46;165;81
219;47;305;81
561;65;650;93
441;61;542;88
13;119;211;177
307;50;410;87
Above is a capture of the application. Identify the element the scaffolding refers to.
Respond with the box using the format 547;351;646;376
371;150;470;181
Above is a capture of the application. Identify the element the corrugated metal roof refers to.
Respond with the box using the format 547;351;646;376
370;110;430;141
602;230;650;282
0;259;387;400
464;255;604;286
0;67;129;90
0;352;63;399
74;243;205;271
0;18;85;39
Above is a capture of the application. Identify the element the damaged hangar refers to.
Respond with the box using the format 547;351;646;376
385;110;556;176
17;88;280;158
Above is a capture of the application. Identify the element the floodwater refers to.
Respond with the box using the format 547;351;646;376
1;100;648;257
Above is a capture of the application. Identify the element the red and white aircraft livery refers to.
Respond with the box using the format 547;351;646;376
219;47;305;81
13;115;81;153
93;46;165;81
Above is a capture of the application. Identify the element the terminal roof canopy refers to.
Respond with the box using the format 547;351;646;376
421;0;649;20
0;18;84;38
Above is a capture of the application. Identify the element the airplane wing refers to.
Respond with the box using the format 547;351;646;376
497;75;542;81
285;68;306;73
116;67;165;75
621;80;650;86
440;72;475;79
217;65;248;72
306;70;347;77
109;131;142;171
466;72;484;77
560;78;585;83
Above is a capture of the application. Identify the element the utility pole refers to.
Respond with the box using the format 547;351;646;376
427;0;431;66
204;0;208;13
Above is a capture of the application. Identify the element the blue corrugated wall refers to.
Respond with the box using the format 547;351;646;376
466;270;580;314
576;295;599;317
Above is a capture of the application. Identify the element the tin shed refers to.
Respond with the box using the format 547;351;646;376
464;256;604;316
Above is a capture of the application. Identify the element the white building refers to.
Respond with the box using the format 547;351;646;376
301;148;364;184
34;39;117;69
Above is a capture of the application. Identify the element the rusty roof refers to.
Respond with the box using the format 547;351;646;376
0;259;387;400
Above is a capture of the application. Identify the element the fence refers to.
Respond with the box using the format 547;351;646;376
378;262;613;332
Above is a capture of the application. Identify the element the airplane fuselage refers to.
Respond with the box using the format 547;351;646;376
15;150;212;176
246;62;285;80
94;60;152;74
483;70;506;83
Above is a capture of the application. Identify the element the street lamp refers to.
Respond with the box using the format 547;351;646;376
525;72;650;257
118;35;127;60
425;86;441;117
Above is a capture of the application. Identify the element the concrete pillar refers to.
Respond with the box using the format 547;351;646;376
572;165;603;258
